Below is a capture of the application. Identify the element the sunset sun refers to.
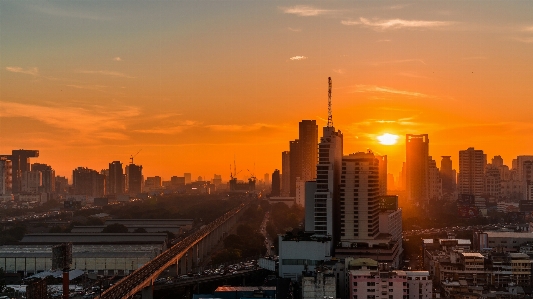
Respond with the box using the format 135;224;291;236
377;133;399;145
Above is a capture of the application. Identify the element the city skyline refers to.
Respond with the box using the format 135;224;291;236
1;1;533;180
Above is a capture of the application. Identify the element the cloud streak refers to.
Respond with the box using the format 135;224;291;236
78;70;135;78
342;17;454;30
5;67;39;76
354;85;429;98
281;5;335;17
290;56;308;61
0;101;140;139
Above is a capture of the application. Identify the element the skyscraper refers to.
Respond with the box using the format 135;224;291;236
375;154;387;196
73;167;105;197
271;169;280;197
281;151;290;196
0;158;12;195
31;163;55;193
0;149;39;194
299;120;318;183
339;151;380;241
126;164;143;195
405;134;429;206
458;147;486;197
440;156;453;194
312;125;343;238
289;139;301;197
108;161;125;195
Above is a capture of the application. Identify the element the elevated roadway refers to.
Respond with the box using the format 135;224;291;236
97;203;248;299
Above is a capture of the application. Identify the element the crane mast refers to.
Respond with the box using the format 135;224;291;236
327;77;333;127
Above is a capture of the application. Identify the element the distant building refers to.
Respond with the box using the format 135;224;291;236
72;167;105;197
440;156;454;194
108;161;125;195
126;164;143;195
0;149;39;194
458;147;486;197
281;151;290;196
271;169;280;196
348;268;432;299
289;139;301;197
406;134;429;206
428;156;442;200
31;163;55;193
184;173;192;185
21;171;42;194
0;157;12;195
145;176;162;191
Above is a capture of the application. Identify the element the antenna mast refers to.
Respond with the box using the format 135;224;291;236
327;77;333;127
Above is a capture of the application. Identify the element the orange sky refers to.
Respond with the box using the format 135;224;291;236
1;2;533;182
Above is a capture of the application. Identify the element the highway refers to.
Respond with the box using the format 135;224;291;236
96;203;248;299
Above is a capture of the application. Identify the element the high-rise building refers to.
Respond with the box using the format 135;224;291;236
428;156;442;200
73;167;105;197
108;161;125;195
312;126;343;238
271;169;281;196
299;120;318;183
21;171;42;194
485;164;501;198
516;156;533;200
0;150;39;194
184;173;192;185
339;151;380;242
31;163;55;193
375;154;387;196
458;147;486;197
55;176;68;194
405;134;429;206
440;156;454;194
0;158;12;195
281;151;290;196
126;164;143;195
263;173;270;185
289;139;301;197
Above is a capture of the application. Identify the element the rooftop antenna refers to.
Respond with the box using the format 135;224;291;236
327;77;333;127
130;149;142;164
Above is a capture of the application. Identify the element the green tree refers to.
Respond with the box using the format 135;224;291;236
102;223;128;233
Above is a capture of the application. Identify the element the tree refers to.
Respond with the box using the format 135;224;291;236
133;227;147;233
102;223;128;233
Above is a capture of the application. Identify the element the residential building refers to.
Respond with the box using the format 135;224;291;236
406;134;429;206
458;147;486;197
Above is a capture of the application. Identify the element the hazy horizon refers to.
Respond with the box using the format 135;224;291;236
2;1;532;180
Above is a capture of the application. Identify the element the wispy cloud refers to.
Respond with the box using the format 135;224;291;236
333;69;345;74
27;3;104;20
523;26;533;32
290;56;308;61
462;56;487;60
513;37;533;43
354;85;429;98
78;70;134;78
342;17;454;30
113;57;122;62
206;123;279;132
281;5;336;17
5;66;39;76
134;120;200;135
288;27;302;32
385;4;412;10
0;102;140;139
66;84;107;91
370;59;426;66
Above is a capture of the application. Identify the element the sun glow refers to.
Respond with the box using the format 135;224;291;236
377;133;399;145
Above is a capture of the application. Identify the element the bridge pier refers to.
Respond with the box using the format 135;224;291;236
141;285;153;299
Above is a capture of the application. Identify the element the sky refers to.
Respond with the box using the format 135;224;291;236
1;1;533;182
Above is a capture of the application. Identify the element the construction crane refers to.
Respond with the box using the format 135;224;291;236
327;77;333;127
246;169;256;182
130;149;142;164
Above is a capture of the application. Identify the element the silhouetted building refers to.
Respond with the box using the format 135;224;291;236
428;156;442;200
440;156;454;194
458;147;486;197
312;125;343;239
31;163;55;193
21;171;41;194
289;139;301;197
73;167;105;197
108;161;125;195
55;176;68;195
299;120;318;183
376;154;387;196
0;149;39;193
126;164;143;195
485;164;501;198
281;151;290;196
406;134;429;206
0;157;12;194
184;173;192;184
271;169;280;196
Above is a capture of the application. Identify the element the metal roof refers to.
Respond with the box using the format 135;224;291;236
21;233;167;245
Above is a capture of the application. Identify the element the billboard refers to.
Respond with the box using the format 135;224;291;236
457;206;479;218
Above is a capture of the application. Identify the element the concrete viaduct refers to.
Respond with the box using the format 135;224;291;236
96;202;249;299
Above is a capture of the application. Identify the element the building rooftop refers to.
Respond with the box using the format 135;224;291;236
461;252;484;258
485;231;533;238
21;233;167;245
